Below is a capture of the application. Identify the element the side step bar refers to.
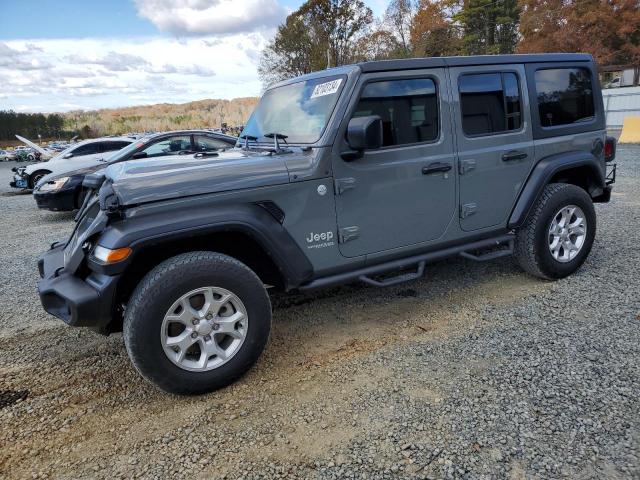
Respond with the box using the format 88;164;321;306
459;239;514;262
359;261;426;287
299;234;515;292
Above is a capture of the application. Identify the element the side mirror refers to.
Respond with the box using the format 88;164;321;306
63;153;73;159
131;151;148;159
346;115;383;151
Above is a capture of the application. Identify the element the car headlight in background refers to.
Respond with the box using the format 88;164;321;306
38;177;70;192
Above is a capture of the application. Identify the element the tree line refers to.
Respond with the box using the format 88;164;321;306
259;0;640;87
0;111;66;142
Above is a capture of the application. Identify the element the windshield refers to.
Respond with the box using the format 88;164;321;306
241;75;346;144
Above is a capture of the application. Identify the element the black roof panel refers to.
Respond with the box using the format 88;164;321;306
358;54;593;73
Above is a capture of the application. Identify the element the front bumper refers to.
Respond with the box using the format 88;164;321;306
34;187;77;211
9;174;29;189
37;244;119;330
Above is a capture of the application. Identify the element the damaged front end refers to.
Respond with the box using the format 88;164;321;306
37;172;120;333
9;166;29;189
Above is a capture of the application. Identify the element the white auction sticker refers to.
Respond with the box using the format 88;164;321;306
310;79;342;99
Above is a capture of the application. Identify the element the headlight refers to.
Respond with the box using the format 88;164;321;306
38;176;70;192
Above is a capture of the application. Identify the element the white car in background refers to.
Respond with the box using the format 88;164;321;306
10;137;134;189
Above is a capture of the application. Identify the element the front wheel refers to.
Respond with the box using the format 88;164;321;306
123;252;271;395
514;183;596;279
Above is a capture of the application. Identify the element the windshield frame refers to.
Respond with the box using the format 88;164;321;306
240;74;348;146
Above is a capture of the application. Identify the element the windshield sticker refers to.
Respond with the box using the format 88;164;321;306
310;79;342;99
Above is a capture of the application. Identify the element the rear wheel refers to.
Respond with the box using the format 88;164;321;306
123;252;271;395
514;183;596;279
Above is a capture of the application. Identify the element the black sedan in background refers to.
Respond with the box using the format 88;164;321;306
33;130;237;211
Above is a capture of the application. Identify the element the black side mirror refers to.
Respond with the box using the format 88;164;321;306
346;115;383;151
131;151;148;159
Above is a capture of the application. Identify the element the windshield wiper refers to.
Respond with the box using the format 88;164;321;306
239;134;258;149
264;132;288;152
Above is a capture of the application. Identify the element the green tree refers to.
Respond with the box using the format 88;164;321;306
454;0;521;55
258;0;373;87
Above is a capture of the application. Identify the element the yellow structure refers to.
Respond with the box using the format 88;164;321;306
618;117;640;144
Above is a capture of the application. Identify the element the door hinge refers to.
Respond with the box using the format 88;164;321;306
459;159;476;175
334;177;356;195
338;226;359;243
460;203;477;218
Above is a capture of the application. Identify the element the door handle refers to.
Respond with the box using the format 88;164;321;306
502;150;528;162
422;162;452;175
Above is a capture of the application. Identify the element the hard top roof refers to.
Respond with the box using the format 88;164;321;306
358;53;593;73
270;53;593;89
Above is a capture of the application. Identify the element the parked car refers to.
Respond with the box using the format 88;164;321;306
33;130;237;211
37;53;616;395
0;149;16;161
10;137;135;190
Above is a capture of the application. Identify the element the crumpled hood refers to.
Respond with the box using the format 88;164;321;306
104;149;290;206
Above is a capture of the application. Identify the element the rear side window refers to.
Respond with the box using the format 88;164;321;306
102;141;131;152
352;78;439;147
535;68;594;127
459;72;522;136
194;135;230;152
71;143;101;156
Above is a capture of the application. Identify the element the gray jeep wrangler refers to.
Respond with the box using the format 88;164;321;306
38;54;616;394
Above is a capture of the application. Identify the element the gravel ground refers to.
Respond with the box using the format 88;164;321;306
0;149;638;480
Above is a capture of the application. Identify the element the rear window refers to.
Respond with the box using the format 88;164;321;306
459;72;522;136
535;68;595;127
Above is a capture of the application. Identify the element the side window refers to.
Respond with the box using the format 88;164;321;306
459;72;522;136
102;141;131;152
71;143;101;156
535;68;594;127
141;135;192;157
194;135;229;152
352;78;439;147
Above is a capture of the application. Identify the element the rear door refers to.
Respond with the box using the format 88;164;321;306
333;69;456;258
449;64;535;231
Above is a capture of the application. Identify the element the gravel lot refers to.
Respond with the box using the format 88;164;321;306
0;148;638;479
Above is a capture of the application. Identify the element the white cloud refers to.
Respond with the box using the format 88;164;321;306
0;35;266;112
134;0;288;36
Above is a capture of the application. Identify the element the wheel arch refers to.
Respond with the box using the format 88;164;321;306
509;151;605;229
96;203;313;313
28;169;52;188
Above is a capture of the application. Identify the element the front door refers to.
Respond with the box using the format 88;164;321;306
449;64;535;231
333;69;456;258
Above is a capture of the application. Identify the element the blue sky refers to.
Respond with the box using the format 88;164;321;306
0;0;387;112
0;0;311;39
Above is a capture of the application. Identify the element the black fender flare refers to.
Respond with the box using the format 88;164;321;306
508;151;605;229
94;203;314;289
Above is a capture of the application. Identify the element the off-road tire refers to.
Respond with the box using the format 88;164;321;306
123;251;271;395
514;183;596;280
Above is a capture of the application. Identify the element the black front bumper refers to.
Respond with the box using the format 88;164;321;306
34;187;77;211
37;244;119;330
